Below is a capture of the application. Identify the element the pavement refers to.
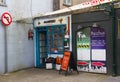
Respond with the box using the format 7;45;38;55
0;68;120;82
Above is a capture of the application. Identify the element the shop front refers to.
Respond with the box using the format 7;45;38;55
71;6;120;75
72;10;113;74
34;15;72;68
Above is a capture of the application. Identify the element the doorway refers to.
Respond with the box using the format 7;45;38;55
35;25;65;68
39;31;47;67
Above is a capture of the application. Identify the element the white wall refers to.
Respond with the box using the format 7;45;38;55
7;23;34;72
0;23;5;74
32;0;53;16
0;0;53;20
0;0;53;74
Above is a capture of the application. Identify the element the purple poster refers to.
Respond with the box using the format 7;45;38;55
90;27;107;73
91;27;106;49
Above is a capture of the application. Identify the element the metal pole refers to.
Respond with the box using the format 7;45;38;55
4;26;8;73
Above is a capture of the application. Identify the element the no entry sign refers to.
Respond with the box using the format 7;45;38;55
1;12;12;26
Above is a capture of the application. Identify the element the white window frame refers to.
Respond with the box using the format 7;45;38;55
63;0;72;6
0;0;7;6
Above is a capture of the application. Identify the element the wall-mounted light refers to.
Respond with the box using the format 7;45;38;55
38;21;41;25
58;18;63;23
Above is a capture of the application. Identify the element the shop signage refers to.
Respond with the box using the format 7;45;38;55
34;15;71;27
83;0;113;6
44;20;56;23
60;52;71;71
1;12;12;26
77;0;114;9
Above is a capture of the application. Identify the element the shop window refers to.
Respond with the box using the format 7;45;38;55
63;0;72;6
48;26;64;54
0;0;6;6
53;0;60;11
118;19;120;39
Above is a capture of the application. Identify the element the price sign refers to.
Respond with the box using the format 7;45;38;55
61;52;71;71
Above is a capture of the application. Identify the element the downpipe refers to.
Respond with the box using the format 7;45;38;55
111;2;117;76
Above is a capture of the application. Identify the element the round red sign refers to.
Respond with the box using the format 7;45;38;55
1;12;12;26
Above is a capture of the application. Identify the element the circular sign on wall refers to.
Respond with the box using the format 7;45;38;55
1;12;12;26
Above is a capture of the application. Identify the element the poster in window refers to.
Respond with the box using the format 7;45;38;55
76;26;107;73
77;27;91;72
90;27;107;73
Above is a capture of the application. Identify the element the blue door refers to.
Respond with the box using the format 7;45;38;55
36;27;48;67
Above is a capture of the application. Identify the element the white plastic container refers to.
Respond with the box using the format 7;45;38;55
56;64;61;70
46;63;52;69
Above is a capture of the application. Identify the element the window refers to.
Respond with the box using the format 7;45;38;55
63;0;72;6
53;0;60;11
48;26;64;54
0;0;6;6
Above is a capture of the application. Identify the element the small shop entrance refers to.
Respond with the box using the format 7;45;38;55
35;25;65;68
35;27;48;68
39;31;47;67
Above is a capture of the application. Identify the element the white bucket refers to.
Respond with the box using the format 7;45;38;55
56;64;61;70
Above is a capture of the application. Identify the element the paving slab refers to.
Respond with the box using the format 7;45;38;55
0;68;115;82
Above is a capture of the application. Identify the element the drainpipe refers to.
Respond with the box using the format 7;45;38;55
111;2;116;76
